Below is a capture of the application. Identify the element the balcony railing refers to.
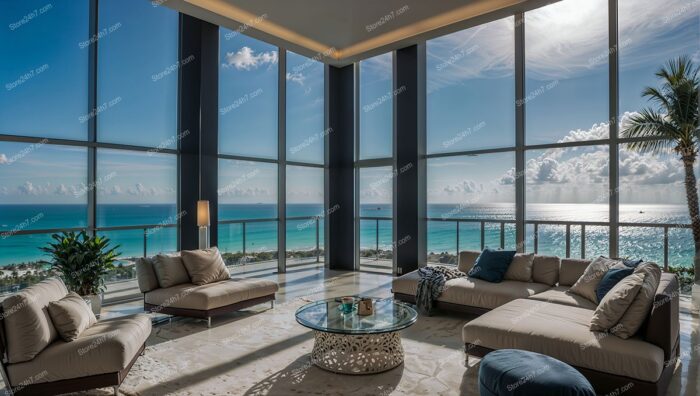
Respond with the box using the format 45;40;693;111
427;218;692;270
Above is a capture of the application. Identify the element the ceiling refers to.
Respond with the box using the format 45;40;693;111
164;0;558;66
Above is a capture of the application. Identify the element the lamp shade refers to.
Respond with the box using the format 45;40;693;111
197;200;210;227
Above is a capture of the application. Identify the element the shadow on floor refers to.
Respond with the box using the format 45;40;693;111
244;356;404;396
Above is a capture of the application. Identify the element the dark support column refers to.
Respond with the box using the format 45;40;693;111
87;0;98;236
393;44;425;275
515;13;526;253
179;15;219;250
325;65;355;270
608;0;620;258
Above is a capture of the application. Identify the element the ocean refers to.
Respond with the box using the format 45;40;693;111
0;203;694;267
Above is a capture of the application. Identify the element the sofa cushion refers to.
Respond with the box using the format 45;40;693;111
568;256;621;304
462;299;665;382
47;292;97;342
612;263;662;339
457;251;481;273
181;247;231;285
468;249;516;283
1;278;68;363
135;256;159;293
144;278;279;311
559;258;591;287
532;255;560;286
439;278;550;310
392;269;422;296
528;286;597;310
590;273;645;332
504;253;535;282
152;253;190;288
6;314;151;387
596;266;635;302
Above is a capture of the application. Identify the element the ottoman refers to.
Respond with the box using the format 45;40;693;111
478;349;596;396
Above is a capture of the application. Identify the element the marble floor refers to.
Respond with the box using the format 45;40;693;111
4;264;699;395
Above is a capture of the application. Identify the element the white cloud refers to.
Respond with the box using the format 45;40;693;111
286;71;305;86
218;187;272;198
428;0;698;87
222;46;278;70
0;154;8;164
17;181;50;195
443;180;482;195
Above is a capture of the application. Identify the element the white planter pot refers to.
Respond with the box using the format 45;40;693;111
691;283;700;316
83;293;103;318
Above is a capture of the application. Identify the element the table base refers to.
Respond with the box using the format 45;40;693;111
310;330;404;375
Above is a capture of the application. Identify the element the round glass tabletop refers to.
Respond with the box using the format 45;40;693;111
295;297;418;335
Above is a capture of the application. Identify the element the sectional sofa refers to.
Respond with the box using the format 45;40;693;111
392;251;680;396
0;278;150;395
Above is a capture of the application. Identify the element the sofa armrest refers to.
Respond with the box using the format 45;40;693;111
644;273;680;360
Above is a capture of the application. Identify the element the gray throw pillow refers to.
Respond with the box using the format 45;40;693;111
152;254;190;288
47;292;97;342
590;273;645;332
611;263;662;339
181;247;231;285
135;256;159;293
504;253;535;282
568;256;622;304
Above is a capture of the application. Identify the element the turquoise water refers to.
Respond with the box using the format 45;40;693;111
0;203;693;267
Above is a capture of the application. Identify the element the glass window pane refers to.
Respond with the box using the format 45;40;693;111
286;51;324;164
286;165;324;263
427;221;457;264
97;0;178;148
526;146;609;221
427;17;515;153
219;30;278;158
218;160;277;220
359;53;393;160
0;1;88;139
96;149;177;227
619;144;698;224
0;142;87;230
0;232;55;292
525;0;609;144
619;0;700;119
359;166;393;217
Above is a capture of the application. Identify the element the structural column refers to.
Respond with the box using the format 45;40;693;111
393;44;426;275
179;15;219;250
325;65;355;270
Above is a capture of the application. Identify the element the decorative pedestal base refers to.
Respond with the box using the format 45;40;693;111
310;331;404;374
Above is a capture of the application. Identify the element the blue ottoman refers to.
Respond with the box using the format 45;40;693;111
478;349;596;396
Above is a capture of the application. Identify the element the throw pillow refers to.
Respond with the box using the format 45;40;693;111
135;256;159;293
596;266;635;302
47;292;97;342
611;263;662;339
181;247;231;285
467;249;516;283
504;253;536;282
590;273;645;332
621;258;643;268
568;256;621;304
152;254;190;288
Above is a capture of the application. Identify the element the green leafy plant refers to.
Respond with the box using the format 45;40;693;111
40;231;121;295
668;266;695;293
621;56;700;284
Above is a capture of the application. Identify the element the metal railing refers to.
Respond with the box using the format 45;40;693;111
427;218;692;270
359;216;392;261
219;216;322;264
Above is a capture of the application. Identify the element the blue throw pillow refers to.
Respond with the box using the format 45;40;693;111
622;258;643;268
468;249;516;283
596;267;634;302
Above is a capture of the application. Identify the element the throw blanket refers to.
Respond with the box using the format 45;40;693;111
416;266;466;314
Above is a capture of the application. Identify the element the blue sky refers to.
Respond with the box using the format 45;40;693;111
1;0;698;209
426;0;700;209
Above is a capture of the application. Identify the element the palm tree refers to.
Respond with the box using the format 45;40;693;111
621;56;700;287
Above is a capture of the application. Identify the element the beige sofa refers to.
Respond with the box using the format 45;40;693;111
0;278;150;396
392;251;680;396
136;255;279;327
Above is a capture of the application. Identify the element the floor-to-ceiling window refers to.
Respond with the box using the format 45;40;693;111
0;0;180;299
357;52;394;273
424;0;700;269
426;17;516;264
218;30;326;275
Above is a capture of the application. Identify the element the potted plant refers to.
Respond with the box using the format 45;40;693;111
40;231;121;316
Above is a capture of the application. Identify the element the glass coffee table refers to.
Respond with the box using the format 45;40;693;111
295;297;417;374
